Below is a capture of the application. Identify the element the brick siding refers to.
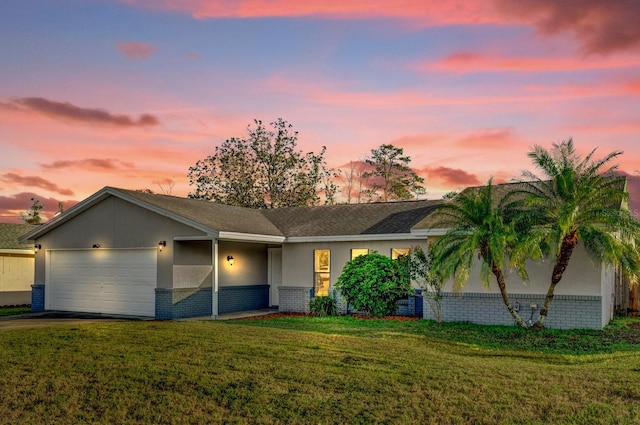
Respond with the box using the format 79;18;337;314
218;285;269;314
423;292;603;329
31;284;45;312
155;287;212;319
279;286;312;313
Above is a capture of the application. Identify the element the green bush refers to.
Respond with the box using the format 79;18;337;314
335;253;412;317
309;295;338;316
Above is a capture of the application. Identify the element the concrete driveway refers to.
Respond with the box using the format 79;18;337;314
0;312;148;330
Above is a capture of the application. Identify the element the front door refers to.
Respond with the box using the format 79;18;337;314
268;248;282;307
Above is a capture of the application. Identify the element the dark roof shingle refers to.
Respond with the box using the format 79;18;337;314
262;199;442;237
113;188;285;236
0;223;39;249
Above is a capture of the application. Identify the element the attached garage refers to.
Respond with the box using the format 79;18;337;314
47;249;157;317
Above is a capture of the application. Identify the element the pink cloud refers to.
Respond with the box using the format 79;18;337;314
419;51;640;74
625;78;640;94
41;158;135;171
120;0;499;25
9;97;160;128
121;1;640;56
117;41;156;59
455;128;518;150
0;192;79;224
495;0;640;55
419;166;481;186
1;173;75;196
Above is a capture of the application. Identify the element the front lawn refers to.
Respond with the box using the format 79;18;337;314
0;318;639;424
0;306;31;317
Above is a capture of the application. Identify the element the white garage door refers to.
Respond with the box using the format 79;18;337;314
48;249;157;317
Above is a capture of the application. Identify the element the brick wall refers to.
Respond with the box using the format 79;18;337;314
318;289;422;316
155;287;212;319
31;284;45;312
423;292;603;329
218;285;269;314
279;286;312;313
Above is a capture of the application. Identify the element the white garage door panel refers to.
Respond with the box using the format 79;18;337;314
49;249;156;317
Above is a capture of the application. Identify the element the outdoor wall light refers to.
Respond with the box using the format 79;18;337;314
92;244;100;249
158;240;166;251
227;255;234;266
34;243;42;253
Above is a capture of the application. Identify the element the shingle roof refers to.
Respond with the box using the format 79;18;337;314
261;199;443;237
22;187;446;241
112;188;285;237
412;182;522;230
412;176;629;230
0;223;39;249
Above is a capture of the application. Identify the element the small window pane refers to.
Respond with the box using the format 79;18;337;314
391;248;409;260
351;248;369;260
314;249;330;272
314;249;331;296
314;273;330;296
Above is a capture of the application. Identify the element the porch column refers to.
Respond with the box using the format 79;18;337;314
212;239;219;319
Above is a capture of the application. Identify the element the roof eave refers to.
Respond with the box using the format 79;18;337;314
285;233;424;243
410;228;449;236
218;231;285;243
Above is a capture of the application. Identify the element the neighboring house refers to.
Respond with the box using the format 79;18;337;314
0;223;38;306
20;184;634;328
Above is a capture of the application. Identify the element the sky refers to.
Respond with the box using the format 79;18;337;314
1;0;640;221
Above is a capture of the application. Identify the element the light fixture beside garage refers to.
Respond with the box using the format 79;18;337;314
158;241;166;252
34;243;41;253
227;255;234;266
92;244;100;249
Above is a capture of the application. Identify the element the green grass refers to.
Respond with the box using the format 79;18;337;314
236;315;640;355
0;306;31;317
0;318;639;424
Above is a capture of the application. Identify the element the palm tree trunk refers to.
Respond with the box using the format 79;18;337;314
533;230;579;330
492;261;529;329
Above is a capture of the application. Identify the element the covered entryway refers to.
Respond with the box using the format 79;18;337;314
47;249;157;317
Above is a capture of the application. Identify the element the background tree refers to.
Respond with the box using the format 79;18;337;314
340;160;370;204
335;252;412;317
363;144;425;202
21;198;43;224
430;179;537;328
188;119;335;208
519;139;640;329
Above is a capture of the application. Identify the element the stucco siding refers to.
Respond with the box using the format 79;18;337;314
441;243;602;296
601;265;615;327
426;243;609;329
33;196;207;289
281;240;429;291
218;240;268;287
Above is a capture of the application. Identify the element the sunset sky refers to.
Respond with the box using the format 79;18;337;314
1;0;640;221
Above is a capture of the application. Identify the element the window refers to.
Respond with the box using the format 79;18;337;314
391;248;409;260
314;249;330;296
351;248;369;260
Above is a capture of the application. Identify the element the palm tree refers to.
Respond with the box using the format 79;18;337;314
430;178;539;329
519;139;640;329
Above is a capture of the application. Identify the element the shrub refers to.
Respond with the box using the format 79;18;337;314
396;245;443;324
309;295;338;317
335;253;412;317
